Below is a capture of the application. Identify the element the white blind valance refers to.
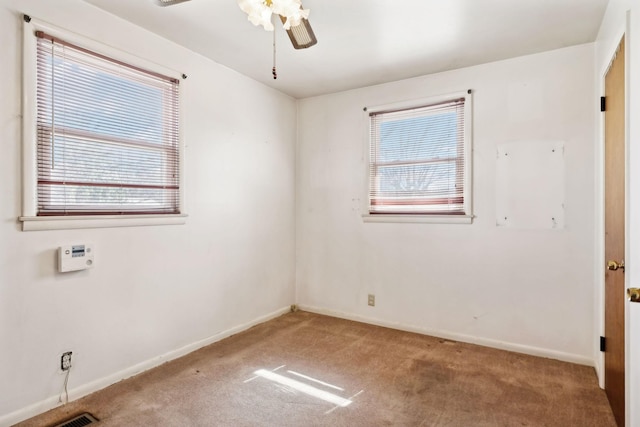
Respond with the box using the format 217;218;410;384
369;97;466;215
35;31;180;216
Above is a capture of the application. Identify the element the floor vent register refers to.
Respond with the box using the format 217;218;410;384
53;413;99;427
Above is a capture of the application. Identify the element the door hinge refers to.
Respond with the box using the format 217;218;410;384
600;336;606;352
601;96;606;112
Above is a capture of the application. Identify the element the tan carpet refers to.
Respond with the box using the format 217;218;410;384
15;311;616;426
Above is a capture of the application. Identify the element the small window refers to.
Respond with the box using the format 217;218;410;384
21;19;185;230
34;31;180;216
366;92;472;220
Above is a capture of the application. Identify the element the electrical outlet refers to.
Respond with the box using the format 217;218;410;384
368;294;375;306
61;351;72;371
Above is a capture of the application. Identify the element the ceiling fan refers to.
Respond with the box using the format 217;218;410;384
153;0;317;50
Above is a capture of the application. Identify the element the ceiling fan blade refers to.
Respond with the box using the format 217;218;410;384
279;16;317;49
153;0;192;6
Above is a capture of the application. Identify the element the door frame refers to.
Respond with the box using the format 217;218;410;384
595;15;630;425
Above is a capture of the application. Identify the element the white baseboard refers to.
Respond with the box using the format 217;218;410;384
0;306;291;427
298;304;595;367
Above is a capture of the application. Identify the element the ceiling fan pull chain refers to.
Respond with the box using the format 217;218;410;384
272;27;277;80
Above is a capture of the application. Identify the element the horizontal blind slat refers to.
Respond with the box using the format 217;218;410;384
369;97;465;214
35;31;181;216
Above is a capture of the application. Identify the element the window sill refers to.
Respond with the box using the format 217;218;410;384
362;214;474;224
19;214;188;231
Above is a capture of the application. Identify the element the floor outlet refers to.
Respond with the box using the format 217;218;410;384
61;351;72;371
368;294;375;306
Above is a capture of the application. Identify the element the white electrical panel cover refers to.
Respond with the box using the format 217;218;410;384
58;244;94;272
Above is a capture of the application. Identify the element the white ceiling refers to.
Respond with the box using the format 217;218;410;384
84;0;609;99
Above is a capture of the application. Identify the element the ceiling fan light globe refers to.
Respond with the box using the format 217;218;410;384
270;0;301;13
237;0;316;48
272;0;308;29
282;8;309;29
238;0;309;31
250;9;275;30
237;0;274;30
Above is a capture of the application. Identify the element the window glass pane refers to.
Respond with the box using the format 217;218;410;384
369;96;467;215
39;184;177;211
46;136;172;186
35;32;180;216
379;112;460;162
376;162;459;197
48;53;168;144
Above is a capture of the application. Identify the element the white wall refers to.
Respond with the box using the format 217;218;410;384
296;44;596;364
0;0;296;424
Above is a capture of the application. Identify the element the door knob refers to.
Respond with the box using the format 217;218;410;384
628;288;640;303
607;260;625;271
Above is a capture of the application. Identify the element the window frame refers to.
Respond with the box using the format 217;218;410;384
362;91;473;224
20;18;187;231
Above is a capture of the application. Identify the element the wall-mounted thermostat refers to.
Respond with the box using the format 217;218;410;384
58;244;94;272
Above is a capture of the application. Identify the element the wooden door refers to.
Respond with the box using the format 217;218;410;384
604;36;626;427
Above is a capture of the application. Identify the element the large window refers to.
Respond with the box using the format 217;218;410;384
21;19;185;230
366;92;472;221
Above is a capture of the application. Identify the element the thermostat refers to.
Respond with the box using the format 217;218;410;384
58;244;94;272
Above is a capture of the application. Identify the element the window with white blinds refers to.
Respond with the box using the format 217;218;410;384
34;31;181;216
368;94;470;216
